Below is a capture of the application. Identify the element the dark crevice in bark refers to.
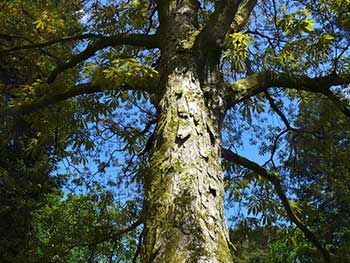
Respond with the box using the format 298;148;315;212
175;133;191;147
209;186;217;197
207;124;216;146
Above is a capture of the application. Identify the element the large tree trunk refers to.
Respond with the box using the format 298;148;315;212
140;2;233;262
141;66;232;262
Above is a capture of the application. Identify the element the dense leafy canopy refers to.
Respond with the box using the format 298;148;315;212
1;0;349;262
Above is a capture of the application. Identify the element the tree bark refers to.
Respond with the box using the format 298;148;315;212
140;2;233;262
141;66;232;263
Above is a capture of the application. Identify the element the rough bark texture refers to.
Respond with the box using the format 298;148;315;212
142;69;232;262
140;1;233;262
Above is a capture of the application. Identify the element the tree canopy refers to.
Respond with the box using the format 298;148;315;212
1;0;349;262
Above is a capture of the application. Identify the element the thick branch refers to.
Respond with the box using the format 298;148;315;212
195;0;240;53
231;0;257;32
0;79;158;117
47;34;160;83
228;71;350;117
153;0;170;26
222;148;331;262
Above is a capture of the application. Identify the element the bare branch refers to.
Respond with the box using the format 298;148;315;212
47;33;160;83
221;148;331;262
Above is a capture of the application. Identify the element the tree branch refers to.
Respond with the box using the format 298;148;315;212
227;71;350;117
74;219;142;249
0;79;159;117
132;228;144;263
221;148;331;262
264;90;292;129
153;0;170;27
262;128;288;167
230;0;257;32
323;89;350;117
0;33;105;54
195;0;240;53
47;33;160;83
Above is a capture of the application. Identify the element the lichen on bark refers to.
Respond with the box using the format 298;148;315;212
140;1;233;262
141;68;233;262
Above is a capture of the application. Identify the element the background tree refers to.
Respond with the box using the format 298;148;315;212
1;0;350;262
285;95;350;262
0;0;84;261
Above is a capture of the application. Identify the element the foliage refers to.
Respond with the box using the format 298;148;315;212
0;0;84;261
285;95;350;260
1;0;350;262
224;32;252;72
268;228;318;263
230;223;274;263
230;223;320;263
29;190;140;263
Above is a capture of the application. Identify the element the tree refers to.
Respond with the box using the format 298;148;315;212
1;0;350;262
0;0;83;261
285;94;350;261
